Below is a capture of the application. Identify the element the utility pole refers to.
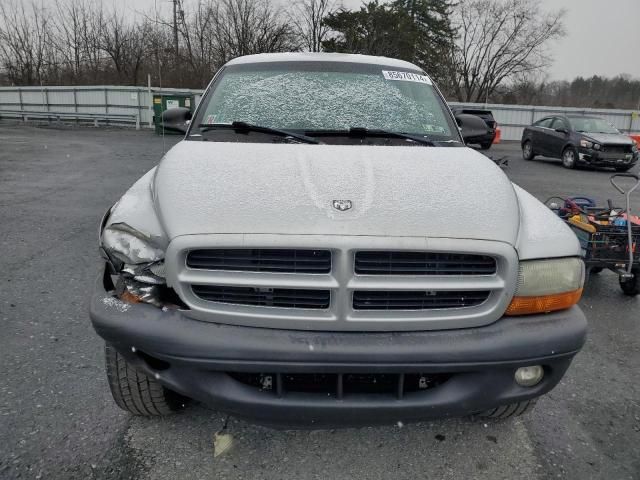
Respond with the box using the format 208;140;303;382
172;0;179;59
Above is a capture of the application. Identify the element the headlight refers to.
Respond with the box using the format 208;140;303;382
579;139;594;149
101;223;170;307
593;143;601;150
101;223;164;265
505;258;584;316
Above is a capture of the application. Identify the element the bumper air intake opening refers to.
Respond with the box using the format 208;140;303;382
228;372;453;399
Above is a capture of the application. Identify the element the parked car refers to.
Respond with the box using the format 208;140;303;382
90;53;586;427
451;108;497;150
521;115;638;171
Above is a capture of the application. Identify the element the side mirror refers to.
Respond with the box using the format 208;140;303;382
455;114;490;144
160;107;192;134
555;128;568;134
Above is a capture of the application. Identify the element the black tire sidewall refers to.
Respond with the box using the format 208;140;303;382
522;141;534;160
562;147;578;169
104;343;187;415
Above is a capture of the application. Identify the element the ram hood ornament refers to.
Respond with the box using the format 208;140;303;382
332;200;353;211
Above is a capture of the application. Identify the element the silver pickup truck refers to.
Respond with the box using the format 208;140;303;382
89;53;587;427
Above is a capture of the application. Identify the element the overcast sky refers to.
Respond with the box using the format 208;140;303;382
104;0;640;80
539;0;640;80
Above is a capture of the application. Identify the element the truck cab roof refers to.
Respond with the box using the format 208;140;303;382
224;52;423;71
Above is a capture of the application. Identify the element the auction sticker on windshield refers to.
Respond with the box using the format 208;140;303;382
382;70;432;84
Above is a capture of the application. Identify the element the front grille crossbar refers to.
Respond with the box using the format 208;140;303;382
355;251;497;275
187;249;331;273
353;290;490;310
192;285;331;309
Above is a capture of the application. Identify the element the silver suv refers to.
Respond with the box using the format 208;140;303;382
90;53;587;427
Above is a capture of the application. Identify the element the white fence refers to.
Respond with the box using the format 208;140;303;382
0;85;203;128
1;85;639;140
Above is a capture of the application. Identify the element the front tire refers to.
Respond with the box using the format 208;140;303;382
476;399;537;419
105;343;187;416
479;141;493;151
522;140;535;161
562;147;578;169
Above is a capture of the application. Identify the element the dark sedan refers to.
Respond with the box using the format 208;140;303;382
521;115;638;171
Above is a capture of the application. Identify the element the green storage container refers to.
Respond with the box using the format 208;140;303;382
153;93;195;135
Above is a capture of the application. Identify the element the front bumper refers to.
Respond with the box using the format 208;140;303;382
578;148;637;167
90;278;587;427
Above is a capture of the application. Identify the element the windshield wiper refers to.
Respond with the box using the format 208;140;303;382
197;121;322;144
304;127;436;146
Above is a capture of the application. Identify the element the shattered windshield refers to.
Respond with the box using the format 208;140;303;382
571;117;619;134
195;61;457;141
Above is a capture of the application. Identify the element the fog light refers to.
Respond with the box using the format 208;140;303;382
514;366;544;387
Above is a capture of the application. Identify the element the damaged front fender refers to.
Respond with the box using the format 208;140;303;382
100;167;178;308
102;167;168;249
101;167;167;268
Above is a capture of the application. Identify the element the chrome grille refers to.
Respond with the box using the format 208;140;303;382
355;251;496;275
187;248;331;273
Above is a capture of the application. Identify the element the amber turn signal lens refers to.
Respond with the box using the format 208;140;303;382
119;290;142;304
505;289;583;316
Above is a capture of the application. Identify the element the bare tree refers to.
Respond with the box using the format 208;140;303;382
51;0;105;84
98;9;150;85
290;0;338;52
211;0;298;63
0;0;301;87
177;1;220;85
0;0;54;85
451;0;566;102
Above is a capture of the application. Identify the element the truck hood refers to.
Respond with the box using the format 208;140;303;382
153;141;520;243
582;132;635;145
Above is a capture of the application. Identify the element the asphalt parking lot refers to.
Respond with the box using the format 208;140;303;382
1;123;639;480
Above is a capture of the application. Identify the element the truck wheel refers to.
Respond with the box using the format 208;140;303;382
619;271;640;296
590;267;603;274
479;141;493;151
105;343;187;416
522;141;535;160
562;147;578;169
476;399;537;419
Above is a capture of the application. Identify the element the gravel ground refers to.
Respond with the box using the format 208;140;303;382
1;123;639;480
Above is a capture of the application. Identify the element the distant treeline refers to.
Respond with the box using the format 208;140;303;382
494;75;640;110
2;0;636;109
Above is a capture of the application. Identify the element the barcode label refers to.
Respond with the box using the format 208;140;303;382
382;70;432;85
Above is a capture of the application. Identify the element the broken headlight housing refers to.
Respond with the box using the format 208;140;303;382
101;223;175;308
